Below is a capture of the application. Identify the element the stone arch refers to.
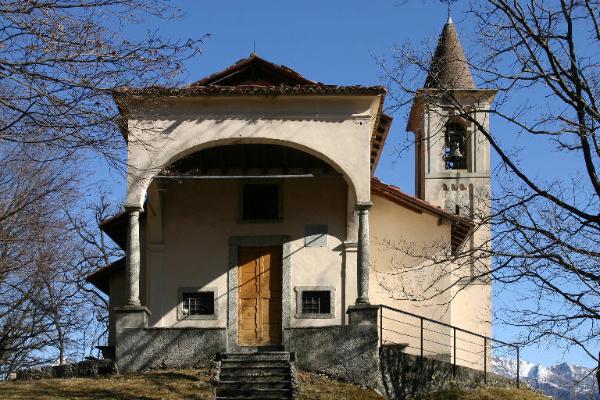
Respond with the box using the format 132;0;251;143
126;137;360;210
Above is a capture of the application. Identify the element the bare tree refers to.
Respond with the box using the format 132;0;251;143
0;0;206;166
65;192;123;360
0;0;207;375
378;0;600;366
0;146;78;375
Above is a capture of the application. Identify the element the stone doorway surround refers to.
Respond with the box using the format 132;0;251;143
227;236;291;351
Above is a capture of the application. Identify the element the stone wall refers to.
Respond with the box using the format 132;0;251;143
380;345;517;399
16;359;116;380
116;327;226;373
285;325;383;392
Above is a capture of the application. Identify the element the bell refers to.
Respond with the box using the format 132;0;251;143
447;141;463;162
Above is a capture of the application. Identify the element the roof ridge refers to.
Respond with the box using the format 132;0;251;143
190;54;319;87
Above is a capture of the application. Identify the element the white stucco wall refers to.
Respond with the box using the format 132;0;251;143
142;177;348;329
124;95;381;209
370;194;454;356
370;193;492;369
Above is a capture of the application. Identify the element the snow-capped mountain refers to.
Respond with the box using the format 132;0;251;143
492;357;599;400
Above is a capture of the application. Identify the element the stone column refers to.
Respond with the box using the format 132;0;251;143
125;206;142;306
355;202;372;304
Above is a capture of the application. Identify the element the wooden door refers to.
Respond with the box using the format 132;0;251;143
238;246;282;346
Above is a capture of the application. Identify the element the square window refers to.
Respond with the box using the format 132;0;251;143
301;291;331;315
241;183;280;221
181;292;214;316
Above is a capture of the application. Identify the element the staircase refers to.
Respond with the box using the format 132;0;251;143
214;351;296;400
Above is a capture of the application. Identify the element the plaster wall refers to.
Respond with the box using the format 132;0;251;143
142;177;348;331
370;194;454;359
124;96;381;208
108;271;126;346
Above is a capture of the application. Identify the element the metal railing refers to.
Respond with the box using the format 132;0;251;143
378;304;520;388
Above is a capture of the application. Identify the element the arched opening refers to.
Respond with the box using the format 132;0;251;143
154;144;345;224
158;144;341;178
444;122;467;170
140;143;351;344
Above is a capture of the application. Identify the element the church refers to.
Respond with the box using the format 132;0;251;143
87;18;495;395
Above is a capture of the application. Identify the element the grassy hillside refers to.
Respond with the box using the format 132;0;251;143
421;386;550;400
0;368;548;400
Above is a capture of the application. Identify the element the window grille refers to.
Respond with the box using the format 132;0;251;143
301;291;331;314
182;292;214;316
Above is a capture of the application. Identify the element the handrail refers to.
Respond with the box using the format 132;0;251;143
378;304;520;389
379;304;516;348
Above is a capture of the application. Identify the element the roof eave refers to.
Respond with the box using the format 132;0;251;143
371;177;475;251
85;258;126;295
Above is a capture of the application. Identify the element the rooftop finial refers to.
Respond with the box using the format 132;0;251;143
447;1;453;23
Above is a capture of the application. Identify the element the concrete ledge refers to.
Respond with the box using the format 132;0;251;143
114;306;151;330
347;304;379;326
113;305;151;313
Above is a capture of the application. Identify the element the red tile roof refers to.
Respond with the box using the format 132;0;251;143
371;177;473;253
112;54;392;171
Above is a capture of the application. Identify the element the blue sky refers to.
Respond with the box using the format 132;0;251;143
95;0;593;368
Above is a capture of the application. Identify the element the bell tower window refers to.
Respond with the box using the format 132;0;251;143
444;122;467;170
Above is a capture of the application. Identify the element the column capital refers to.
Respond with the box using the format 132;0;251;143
355;202;373;212
124;205;143;213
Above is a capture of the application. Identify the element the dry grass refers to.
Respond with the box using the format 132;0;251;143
0;369;213;400
297;370;386;400
0;368;549;400
421;386;550;400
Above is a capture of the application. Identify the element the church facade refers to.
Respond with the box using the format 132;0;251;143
87;19;493;386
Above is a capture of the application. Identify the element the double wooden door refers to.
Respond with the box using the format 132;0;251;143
238;246;282;346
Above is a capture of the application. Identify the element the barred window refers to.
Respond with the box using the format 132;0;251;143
301;291;331;314
182;292;214;316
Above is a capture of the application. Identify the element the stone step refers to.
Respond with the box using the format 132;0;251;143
217;380;291;390
215;388;291;399
221;352;290;361
215;396;289;400
220;360;290;369
219;371;290;381
216;351;293;399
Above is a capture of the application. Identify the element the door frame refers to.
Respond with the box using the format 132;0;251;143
227;236;291;351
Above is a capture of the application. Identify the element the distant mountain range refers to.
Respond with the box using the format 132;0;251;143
492;358;599;400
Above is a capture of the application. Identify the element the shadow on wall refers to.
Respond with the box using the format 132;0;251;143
380;345;515;399
117;327;226;372
286;325;383;391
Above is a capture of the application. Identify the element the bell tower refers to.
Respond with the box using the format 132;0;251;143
407;17;497;334
408;17;496;230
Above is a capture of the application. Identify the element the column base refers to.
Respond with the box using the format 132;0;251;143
347;304;379;326
114;305;151;330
